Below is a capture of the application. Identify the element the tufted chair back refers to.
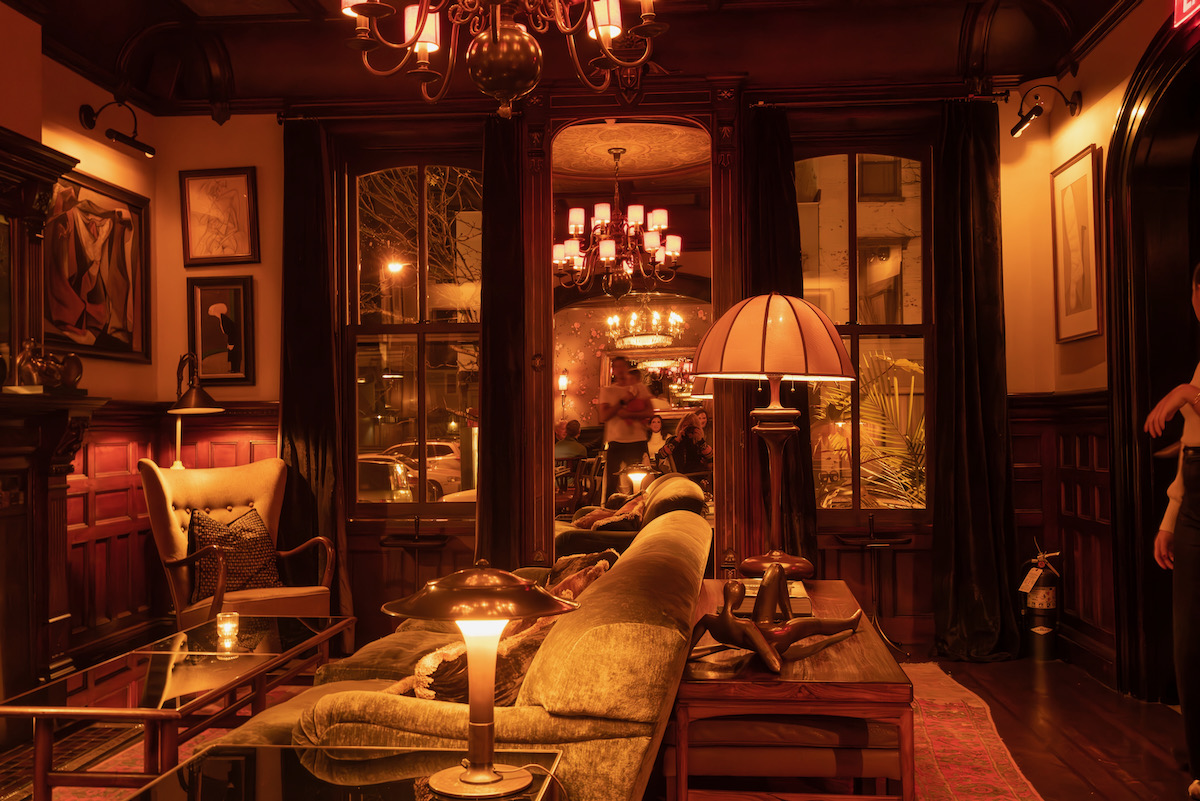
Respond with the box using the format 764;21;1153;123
138;457;288;619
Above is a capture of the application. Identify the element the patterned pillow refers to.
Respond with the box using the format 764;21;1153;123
189;509;283;604
548;548;620;586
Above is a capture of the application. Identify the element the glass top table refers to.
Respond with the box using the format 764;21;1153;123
128;745;562;801
0;615;355;801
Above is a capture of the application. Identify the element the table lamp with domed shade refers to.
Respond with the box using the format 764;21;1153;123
384;561;578;797
692;292;855;581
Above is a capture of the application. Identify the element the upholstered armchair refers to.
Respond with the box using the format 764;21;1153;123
138;457;334;629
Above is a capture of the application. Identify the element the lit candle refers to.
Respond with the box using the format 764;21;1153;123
216;611;239;638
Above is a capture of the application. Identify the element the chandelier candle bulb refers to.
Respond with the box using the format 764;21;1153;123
564;239;581;259
587;0;623;41
552;243;566;265
568;207;585;234
650;208;668;230
627;204;645;226
594;203;611;223
665;234;682;256
404;6;441;53
643;230;661;252
599;239;617;262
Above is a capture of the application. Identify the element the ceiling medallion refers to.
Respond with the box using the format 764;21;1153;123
341;0;668;117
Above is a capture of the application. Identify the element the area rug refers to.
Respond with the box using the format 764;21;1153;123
906;662;1045;801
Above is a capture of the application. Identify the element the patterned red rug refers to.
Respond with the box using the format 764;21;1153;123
905;663;1044;801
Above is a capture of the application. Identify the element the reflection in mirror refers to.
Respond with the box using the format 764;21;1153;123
0;216;8;382
550;119;712;525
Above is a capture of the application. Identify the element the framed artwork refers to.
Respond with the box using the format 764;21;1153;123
187;276;255;385
1051;145;1103;342
43;171;150;362
179;167;260;266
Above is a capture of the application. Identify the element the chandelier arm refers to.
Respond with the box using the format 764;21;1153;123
566;33;612;93
592;29;655;69
549;0;590;36
367;2;434;50
419;22;463;103
360;45;418;77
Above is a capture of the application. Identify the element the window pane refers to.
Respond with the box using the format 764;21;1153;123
423;332;479;502
356;334;417;503
795;155;850;324
358;167;419;325
858;336;926;509
810;378;853;509
856;155;922;325
426;166;483;324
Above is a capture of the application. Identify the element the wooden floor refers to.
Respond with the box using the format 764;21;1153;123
937;656;1191;800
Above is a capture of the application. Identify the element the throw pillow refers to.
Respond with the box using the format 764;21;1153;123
571;506;616;530
547;548;620;586
593;511;641;531
189;509;283;604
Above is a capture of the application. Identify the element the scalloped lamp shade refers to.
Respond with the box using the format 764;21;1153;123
692;292;855;382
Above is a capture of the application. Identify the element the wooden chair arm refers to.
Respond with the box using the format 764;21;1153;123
277;536;336;589
164;545;228;620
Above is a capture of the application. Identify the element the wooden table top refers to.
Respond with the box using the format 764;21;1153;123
679;579;911;703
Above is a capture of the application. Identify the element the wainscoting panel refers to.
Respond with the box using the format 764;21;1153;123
1010;392;1114;686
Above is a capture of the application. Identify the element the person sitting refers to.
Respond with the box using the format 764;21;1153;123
674;425;714;476
554;419;588;459
647;414;666;459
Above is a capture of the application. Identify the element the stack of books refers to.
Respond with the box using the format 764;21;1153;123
728;577;812;617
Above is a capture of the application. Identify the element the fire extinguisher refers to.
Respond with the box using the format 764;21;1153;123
1019;544;1061;661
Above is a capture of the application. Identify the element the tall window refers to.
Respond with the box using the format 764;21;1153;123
352;164;482;510
796;153;929;518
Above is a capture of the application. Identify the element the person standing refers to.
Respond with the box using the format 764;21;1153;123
1144;262;1200;801
599;356;653;499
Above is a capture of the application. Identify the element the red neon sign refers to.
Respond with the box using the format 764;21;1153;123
1177;0;1200;28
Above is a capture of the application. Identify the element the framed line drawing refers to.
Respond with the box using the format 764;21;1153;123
187;276;255;386
179;167;260;266
43;171;151;362
1051;145;1103;342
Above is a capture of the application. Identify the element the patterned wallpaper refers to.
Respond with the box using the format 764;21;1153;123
553;298;711;426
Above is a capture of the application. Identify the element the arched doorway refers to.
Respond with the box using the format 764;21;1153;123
1109;16;1200;700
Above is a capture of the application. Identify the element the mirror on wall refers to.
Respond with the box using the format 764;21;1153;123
549;118;713;521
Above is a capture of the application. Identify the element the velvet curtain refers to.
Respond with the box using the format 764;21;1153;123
931;102;1020;660
475;116;524;570
278;119;353;617
743;105;820;564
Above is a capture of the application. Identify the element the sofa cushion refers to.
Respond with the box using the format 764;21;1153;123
189;509;282;603
548;548;620;585
315;628;463;685
642;474;707;526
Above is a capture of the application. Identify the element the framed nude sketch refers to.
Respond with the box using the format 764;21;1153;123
1051;145;1103;342
43;171;151;362
179;167;261;266
187;276;255;385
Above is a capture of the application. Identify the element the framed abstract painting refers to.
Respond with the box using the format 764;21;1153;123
1051;145;1103;342
43;171;150;362
187;276;255;386
179;167;261;266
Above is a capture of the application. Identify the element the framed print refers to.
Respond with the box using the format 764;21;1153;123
1051;145;1103;342
179;167;260;266
43;172;150;362
187;276;255;385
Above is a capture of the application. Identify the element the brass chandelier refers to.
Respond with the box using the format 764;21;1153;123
607;293;683;350
341;0;667;116
554;147;681;298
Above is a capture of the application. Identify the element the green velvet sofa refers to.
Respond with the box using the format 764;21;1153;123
221;483;713;801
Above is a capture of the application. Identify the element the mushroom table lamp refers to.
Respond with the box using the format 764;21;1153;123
385;561;578;797
168;352;224;469
692;292;855;579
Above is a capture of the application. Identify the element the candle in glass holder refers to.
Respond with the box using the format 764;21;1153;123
217;635;238;659
216;611;239;638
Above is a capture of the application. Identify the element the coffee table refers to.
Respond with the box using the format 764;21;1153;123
127;744;562;801
670;579;913;801
0;615;354;801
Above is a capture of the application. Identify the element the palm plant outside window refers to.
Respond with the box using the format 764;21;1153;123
353;164;482;510
796;153;929;518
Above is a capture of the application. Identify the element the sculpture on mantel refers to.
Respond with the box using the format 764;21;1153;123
690;564;862;674
6;338;84;394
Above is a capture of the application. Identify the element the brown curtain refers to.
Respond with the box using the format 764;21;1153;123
931;102;1020;660
278;119;352;618
475;115;524;570
743;105;820;563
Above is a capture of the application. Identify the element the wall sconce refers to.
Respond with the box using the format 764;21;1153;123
168;353;224;469
557;369;569;419
1010;84;1081;138
79;100;157;158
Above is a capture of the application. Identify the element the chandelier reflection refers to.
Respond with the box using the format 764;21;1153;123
341;0;667;116
554;147;681;298
607;294;683;349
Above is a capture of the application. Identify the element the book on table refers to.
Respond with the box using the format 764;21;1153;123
729;578;812;617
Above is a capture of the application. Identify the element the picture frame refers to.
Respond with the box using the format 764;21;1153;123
43;171;151;362
1051;145;1103;343
179;167;260;266
187;276;255;386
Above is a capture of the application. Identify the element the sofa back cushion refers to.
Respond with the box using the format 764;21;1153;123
517;510;711;723
642;474;707;526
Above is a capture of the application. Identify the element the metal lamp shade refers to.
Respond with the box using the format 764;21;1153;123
169;385;224;415
390;562;579;622
692;292;855;382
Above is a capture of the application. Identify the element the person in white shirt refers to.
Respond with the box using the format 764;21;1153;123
1144;261;1200;801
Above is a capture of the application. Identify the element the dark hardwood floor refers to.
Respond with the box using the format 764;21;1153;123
936;657;1190;800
